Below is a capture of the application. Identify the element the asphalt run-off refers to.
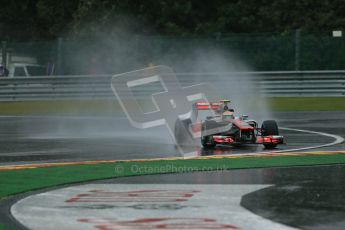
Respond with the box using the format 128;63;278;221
11;184;296;230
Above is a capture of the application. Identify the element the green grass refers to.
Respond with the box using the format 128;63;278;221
0;99;124;116
1;97;345;115
267;97;345;111
0;225;9;230
2;154;345;198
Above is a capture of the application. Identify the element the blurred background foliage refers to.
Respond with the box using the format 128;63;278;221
2;0;345;40
1;0;345;73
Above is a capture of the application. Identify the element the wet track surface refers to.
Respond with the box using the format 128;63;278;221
0;111;345;229
97;164;345;230
0;111;344;165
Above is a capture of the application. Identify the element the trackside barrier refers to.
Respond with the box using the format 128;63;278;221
0;71;344;101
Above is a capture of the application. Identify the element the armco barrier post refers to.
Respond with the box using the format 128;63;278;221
1;41;7;68
295;29;301;71
56;38;63;75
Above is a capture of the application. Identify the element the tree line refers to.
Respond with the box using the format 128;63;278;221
1;0;345;41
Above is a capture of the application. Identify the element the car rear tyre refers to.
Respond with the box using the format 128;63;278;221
174;118;193;146
201;122;216;148
201;135;216;148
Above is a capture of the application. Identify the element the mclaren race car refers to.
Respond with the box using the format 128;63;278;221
174;100;284;149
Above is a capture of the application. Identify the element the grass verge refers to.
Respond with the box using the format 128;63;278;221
2;153;345;198
0;97;345;115
0;99;123;116
267;97;345;111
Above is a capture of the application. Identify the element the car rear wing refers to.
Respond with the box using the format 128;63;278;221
194;102;222;110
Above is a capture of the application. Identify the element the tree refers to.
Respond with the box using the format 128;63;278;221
2;0;345;41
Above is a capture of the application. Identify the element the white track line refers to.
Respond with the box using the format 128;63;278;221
277;127;344;153
11;184;297;230
185;127;345;158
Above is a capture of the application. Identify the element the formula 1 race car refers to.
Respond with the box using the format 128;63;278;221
174;100;284;149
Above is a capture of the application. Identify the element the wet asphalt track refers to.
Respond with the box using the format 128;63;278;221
1;111;345;229
0;111;344;165
97;164;345;230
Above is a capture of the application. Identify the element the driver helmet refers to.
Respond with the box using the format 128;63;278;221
222;110;234;120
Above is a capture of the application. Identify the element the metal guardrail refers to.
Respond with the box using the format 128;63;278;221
0;71;345;101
